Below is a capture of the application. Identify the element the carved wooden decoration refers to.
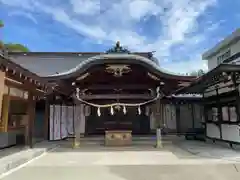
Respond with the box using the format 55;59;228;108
147;72;160;81
105;65;131;77
76;72;90;81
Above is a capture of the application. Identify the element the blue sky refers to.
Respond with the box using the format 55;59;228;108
0;0;240;73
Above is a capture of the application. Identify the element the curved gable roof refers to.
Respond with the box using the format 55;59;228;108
44;53;194;80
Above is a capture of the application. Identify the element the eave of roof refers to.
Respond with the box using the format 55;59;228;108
174;63;240;94
0;54;52;91
202;28;240;60
8;51;152;58
41;53;196;81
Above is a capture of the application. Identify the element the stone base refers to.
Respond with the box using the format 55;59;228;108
72;138;80;148
155;140;163;148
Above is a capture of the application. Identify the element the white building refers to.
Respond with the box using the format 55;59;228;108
203;28;240;70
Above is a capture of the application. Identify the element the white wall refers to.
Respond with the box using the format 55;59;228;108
206;122;240;143
207;57;218;71
221;124;240;143
206;123;221;139
206;39;240;70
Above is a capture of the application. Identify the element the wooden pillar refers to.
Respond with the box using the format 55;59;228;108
0;71;5;118
202;93;208;136
73;103;82;148
1;94;10;132
176;103;180;135
44;99;49;140
191;104;195;128
233;73;240;122
155;100;163;148
26;92;36;148
0;71;6;132
216;89;222;139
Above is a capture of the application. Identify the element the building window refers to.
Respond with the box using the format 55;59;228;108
9;87;28;99
229;106;237;122
207;109;213;121
217;49;231;64
4;85;9;95
8;100;28;129
212;107;218;122
206;107;218;122
222;106;229;121
221;105;238;122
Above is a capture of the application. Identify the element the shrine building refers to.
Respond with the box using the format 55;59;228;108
0;42;204;148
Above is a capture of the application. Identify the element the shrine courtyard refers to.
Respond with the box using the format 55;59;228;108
1;136;240;180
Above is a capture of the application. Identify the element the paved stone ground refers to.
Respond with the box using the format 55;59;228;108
0;141;59;176
173;139;240;162
1;138;240;180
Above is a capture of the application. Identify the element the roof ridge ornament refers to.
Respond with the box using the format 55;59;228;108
106;41;130;54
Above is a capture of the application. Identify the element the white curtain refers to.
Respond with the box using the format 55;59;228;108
54;105;61;140
61;105;68;139
49;105;86;140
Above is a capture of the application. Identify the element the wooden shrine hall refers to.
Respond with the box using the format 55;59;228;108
1;42;204;147
0;51;53;148
41;42;203;146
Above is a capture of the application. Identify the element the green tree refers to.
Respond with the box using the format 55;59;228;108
0;20;3;28
0;20;29;52
189;69;205;76
4;43;29;52
0;20;4;49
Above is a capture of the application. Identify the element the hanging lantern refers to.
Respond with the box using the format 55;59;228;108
110;106;114;115
123;106;127;114
138;106;141;115
97;107;101;116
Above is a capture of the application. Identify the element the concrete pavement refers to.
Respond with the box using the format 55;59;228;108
0;141;58;176
0;140;240;180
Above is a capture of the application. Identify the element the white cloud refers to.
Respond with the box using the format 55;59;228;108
161;55;209;75
128;0;162;20
0;0;34;10
1;0;217;73
8;11;38;24
70;0;100;15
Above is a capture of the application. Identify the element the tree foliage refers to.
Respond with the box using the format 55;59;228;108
189;69;205;76
178;69;206;76
4;43;29;52
0;20;29;52
0;20;3;28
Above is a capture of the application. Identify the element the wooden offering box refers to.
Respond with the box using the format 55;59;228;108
105;130;132;146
